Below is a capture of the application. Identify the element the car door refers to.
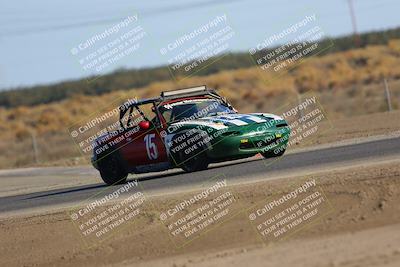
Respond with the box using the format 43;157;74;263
119;123;168;167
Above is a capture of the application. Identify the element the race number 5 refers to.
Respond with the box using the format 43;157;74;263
144;134;158;160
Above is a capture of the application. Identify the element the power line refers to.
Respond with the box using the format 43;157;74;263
0;0;248;37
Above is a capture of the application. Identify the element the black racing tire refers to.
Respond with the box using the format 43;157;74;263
261;147;286;158
170;131;209;172
98;151;128;185
178;149;209;172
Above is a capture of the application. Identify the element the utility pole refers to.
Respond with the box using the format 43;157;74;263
347;0;360;47
383;78;392;112
31;131;39;164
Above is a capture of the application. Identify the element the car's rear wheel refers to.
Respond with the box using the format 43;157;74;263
98;152;128;185
171;131;209;172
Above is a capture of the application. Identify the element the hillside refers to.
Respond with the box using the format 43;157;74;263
1;27;400;108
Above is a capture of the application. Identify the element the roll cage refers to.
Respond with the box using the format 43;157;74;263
119;85;233;129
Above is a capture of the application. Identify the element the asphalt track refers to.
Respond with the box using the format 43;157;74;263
0;137;399;215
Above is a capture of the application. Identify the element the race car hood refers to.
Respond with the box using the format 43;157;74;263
168;113;286;131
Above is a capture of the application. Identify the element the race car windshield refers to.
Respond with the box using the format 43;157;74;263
161;100;234;123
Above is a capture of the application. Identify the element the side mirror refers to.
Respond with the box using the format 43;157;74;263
138;121;150;130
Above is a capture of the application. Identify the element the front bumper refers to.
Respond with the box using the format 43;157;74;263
207;125;290;159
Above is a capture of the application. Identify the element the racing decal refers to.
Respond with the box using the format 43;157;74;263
205;116;248;126
144;134;159;160
251;113;283;121
201;114;267;126
241;114;267;123
163;130;213;159
164;133;175;157
163;98;215;109
168;113;279;135
171;120;228;130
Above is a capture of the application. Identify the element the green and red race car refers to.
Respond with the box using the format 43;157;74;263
91;85;290;185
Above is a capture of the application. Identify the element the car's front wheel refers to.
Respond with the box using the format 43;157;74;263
261;146;286;158
170;131;209;172
178;149;209;172
98;152;128;185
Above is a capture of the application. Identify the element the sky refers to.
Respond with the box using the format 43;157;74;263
0;0;399;90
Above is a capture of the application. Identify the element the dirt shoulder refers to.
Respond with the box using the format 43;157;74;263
0;159;399;267
295;110;400;148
